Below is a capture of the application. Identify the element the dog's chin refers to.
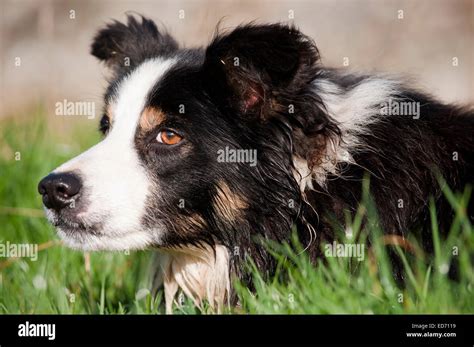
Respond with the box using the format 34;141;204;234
57;227;154;251
45;209;155;251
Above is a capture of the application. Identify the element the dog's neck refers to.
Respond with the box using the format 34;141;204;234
153;244;231;313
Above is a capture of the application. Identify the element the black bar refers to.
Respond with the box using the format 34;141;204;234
0;314;472;345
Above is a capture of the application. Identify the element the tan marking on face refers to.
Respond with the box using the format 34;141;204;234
139;106;166;132
214;181;248;223
176;213;207;235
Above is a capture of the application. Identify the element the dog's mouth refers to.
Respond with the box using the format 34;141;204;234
45;208;104;237
54;216;103;236
45;207;158;251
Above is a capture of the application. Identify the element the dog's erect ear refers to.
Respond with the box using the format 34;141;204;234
201;24;320;120
91;15;178;73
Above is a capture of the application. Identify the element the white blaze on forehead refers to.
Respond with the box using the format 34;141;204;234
110;58;176;138
53;58;176;251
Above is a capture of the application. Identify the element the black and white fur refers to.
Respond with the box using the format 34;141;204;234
39;16;474;312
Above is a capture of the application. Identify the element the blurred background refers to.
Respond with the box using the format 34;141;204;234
1;0;473;121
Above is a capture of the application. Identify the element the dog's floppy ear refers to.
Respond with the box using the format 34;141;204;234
202;24;320;120
91;15;178;73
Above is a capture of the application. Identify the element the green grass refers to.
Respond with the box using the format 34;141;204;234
0;108;473;314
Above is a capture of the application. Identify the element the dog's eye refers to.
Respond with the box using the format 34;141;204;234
156;130;183;145
99;115;110;134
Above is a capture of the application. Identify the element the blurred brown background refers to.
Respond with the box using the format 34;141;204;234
0;0;473;119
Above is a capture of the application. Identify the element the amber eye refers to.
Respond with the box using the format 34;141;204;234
156;129;183;145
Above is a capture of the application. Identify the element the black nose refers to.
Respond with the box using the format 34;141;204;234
38;173;82;211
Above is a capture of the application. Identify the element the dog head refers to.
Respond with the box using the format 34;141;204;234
38;16;334;253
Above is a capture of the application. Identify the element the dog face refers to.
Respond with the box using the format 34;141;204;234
38;16;332;252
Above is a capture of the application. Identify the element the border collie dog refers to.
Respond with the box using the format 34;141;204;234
38;16;473;312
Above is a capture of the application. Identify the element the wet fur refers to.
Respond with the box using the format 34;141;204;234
65;15;473;309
